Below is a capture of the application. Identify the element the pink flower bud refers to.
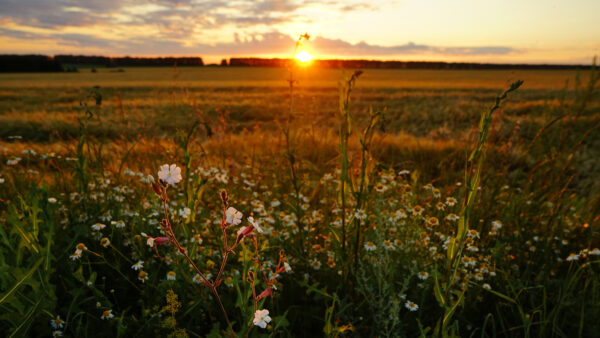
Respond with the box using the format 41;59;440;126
257;287;272;300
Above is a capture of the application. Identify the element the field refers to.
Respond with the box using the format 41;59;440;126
1;66;599;337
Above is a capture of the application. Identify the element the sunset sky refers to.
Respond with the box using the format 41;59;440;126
0;0;598;64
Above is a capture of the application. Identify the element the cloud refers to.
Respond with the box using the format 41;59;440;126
311;37;518;57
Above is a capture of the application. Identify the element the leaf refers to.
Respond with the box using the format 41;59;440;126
0;257;44;305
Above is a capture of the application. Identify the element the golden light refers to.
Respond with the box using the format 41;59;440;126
294;50;313;64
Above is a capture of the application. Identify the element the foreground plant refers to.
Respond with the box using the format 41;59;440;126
147;163;287;335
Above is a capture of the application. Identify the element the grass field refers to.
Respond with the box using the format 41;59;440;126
1;65;599;337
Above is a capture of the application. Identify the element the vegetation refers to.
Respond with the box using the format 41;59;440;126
0;60;599;337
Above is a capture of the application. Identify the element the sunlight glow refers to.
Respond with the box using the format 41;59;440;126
294;50;313;63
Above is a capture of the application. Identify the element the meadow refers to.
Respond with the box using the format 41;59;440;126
0;64;599;337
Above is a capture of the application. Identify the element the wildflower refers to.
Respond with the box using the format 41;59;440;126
253;309;272;329
383;239;395;250
412;205;423;216
284;262;292;272
374;183;388;193
354;209;367;220
0;178;4;184
310;259;322;270
446;213;459;222
405;300;419;311
179;207;191;219
166;271;176;281
398;170;410;175
50;315;64;329
70;250;83;261
158;164;182;185
99;211;112;222
52;331;63;337
91;223;106;231
445;197;457;206
417;271;429;280
483;283;492;290
226;207;243;225
426;216;439;226
131;260;144;271
193;274;203;284
138;270;149;282
491;220;502;231
6;157;21;165
590;248;600;255
248;216;264;233
566;253;580;262
112;220;125;228
271;200;281;207
100;309;114;320
47;197;57;204
100;237;111;248
432;188;441;198
364;241;377;251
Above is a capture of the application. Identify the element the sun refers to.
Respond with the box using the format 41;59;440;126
294;50;313;63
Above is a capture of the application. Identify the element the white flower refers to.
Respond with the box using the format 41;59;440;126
70;250;82;260
405;300;419;311
590;248;600;255
483;283;492;290
248;217;263;233
271;200;281;207
91;223;106;231
446;213;459;222
6;157;21;165
179;207;191;219
354;209;367;220
417;271;429;280
51;315;65;329
101;309;114;320
146;237;155;247
364;241;376;251
112;220;125;228
52;330;63;337
253;309;272;329
226;207;243;225
193;274;203;284
566;253;580;261
310;259;321;270
491;220;502;231
131;260;144;271
158;164;182;185
284;262;292;272
383;240;395;250
48;197;57;204
166;271;176;280
100;237;111;248
0;178;4;184
398;170;410;175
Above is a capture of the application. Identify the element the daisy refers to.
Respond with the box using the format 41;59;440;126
483;283;492;290
158;164;182;185
417;271;429;280
310;259;322;270
590;248;600;255
100;309;114;320
364;241;377;251
91;223;106;231
52;331;63;337
445;197;458;207
446;213;459;222
226;207;243;225
166;271;176;281
284;262;292;272
138;270;149;282
383;239;395;250
405;300;419;311
354;209;367;220
192;274;203;284
48;197;57;204
131;260;144;271
50;315;64;329
253;309;272;329
100;237;111;248
412;205;423;216
111;220;125;228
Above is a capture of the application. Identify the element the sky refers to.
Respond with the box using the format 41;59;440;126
0;0;598;64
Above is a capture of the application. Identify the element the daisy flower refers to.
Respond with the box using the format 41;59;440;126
91;223;106;231
131;260;144;271
138;270;149;282
50;315;64;329
354;209;367;220
417;271;429;280
100;237;111;248
166;271;176;280
383;240;395;250
364;241;377;251
248;217;264;233
405;300;419;311
101;309;114;320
